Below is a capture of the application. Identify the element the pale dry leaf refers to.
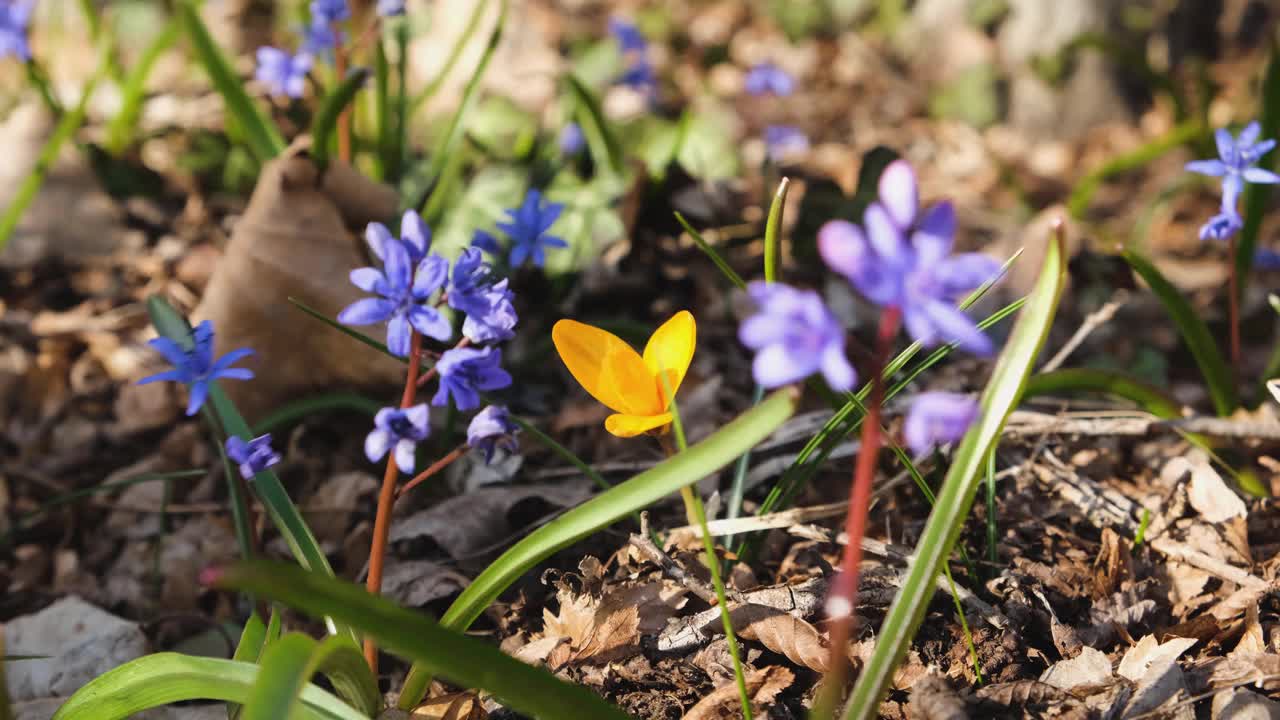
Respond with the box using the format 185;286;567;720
1212;687;1280;720
908;670;968;720
192;138;403;420
680;666;794;720
727;603;829;672
1178;455;1248;523
1039;647;1112;690
509;636;563;666
1234;604;1266;657
413;685;486;720
1117;634;1197;682
1124;658;1192;720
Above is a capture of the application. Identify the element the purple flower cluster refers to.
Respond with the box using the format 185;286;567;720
744;62;794;97
138;321;254;415
365;405;430;473
1187;122;1280;241
0;0;33;61
473;189;568;269
255;47;312;99
737;158;995;451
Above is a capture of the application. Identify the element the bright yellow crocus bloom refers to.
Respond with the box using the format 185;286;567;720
552;311;696;438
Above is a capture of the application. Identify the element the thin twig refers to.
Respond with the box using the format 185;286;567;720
1040;292;1126;372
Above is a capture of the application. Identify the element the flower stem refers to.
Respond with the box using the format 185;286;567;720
364;330;423;671
397;444;467;497
816;306;901;712
1228;235;1242;368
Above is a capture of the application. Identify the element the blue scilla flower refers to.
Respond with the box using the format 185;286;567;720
1188;121;1280;225
818;160;1001;355
311;0;349;23
225;434;281;480
432;346;512;411
462;278;517;344
495;190;568;268
765;125;809;163
137;321;254;416
617;58;656;93
300;18;343;59
366;405;429;474
744;62;794;97
0;0;33;61
366;210;433;266
255;47;312;98
338;215;451;357
904;392;978;456
559;123;585;155
1200;209;1243;242
609;17;646;53
738;282;855;391
467;405;519;463
376;0;405;16
448;247;498;315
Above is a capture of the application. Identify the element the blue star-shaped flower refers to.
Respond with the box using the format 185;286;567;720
609;17;647;53
0;0;33;61
365;405;430;474
310;0;349;23
137;321;255;416
338;212;452;357
496;190;568;268
255;47;312;99
225;434;282;480
1187;121;1280;227
432;347;512;411
744;62;794;97
467;405;519;464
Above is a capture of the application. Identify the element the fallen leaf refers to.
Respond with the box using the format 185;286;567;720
680;666;793;720
726;603;829;672
1212;687;1280;719
1039;646;1112;690
1172;455;1248;523
908;669;968;720
1117;634;1196;682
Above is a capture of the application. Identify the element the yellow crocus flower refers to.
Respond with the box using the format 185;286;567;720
552;311;696;438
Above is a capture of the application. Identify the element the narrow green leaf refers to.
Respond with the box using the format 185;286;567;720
231;612;267;666
1237;43;1280;300
210;561;632;720
0;64;102;253
399;388;800;708
842;228;1066;719
408;0;491;117
565;72;625;179
1067;120;1204;219
675;211;747;290
1024;368;1182;418
106;20;180;154
763;177;790;284
312;68;370;172
50;654;365;720
1122;249;1237;415
420;0;507;215
176;1;285;161
243;633;379;720
252;393;383;435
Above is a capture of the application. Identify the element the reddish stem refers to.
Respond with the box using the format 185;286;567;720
1228;235;1241;367
364;330;423;671
822;307;901;691
397;445;467;497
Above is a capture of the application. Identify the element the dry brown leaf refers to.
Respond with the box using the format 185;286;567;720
1039;647;1112;690
728;603;829;672
542;581;684;668
680;666;793;720
974;680;1069;707
193;138;403;419
413;684;486;720
908;670;968;720
1117;634;1197;682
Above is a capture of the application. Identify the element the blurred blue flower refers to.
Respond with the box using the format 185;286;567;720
1188;121;1280;219
376;0;405;17
366;405;430;473
559;122;585;155
467;405;519;463
255;47;312;98
609;17;646;53
617;58;656;93
818;160;1000;355
744;62;794;97
462;279;518;344
738;282;855;391
497;189;568;268
903;392;978;455
300;18;343;58
764;125;809;162
0;0;33;61
366;210;433;266
137;320;254;416
1200;209;1243;241
338;215;451;357
1255;247;1280;270
310;0;349;23
432;346;512;411
225;434;281;480
449;247;497;314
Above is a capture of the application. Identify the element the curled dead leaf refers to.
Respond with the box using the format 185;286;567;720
680;666;793;720
909;670;968;720
727;603;830;672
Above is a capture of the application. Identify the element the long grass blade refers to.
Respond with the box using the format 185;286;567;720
105;19;180;153
312;68;371;172
564;73;625;179
1237;43;1280;299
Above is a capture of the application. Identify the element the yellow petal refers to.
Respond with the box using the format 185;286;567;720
604;412;673;438
643;310;696;407
552;319;663;416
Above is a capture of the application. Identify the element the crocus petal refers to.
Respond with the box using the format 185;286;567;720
337;298;396;325
912;201;955;266
365;429;391;463
394;439;416;474
1243;167;1280;184
386;314;412;357
365;222;393;260
643;311;696;406
922;301;992;355
817;220;869;280
185;381;211;416
863;203;912;269
1215;127;1234;161
604;412;672;438
552;319;662;415
752;343;813;388
412;255;449;298
401;210;431;259
878;160;918;229
350;267;388;294
1185;159;1227;177
408;306;453;342
819;344;856;391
